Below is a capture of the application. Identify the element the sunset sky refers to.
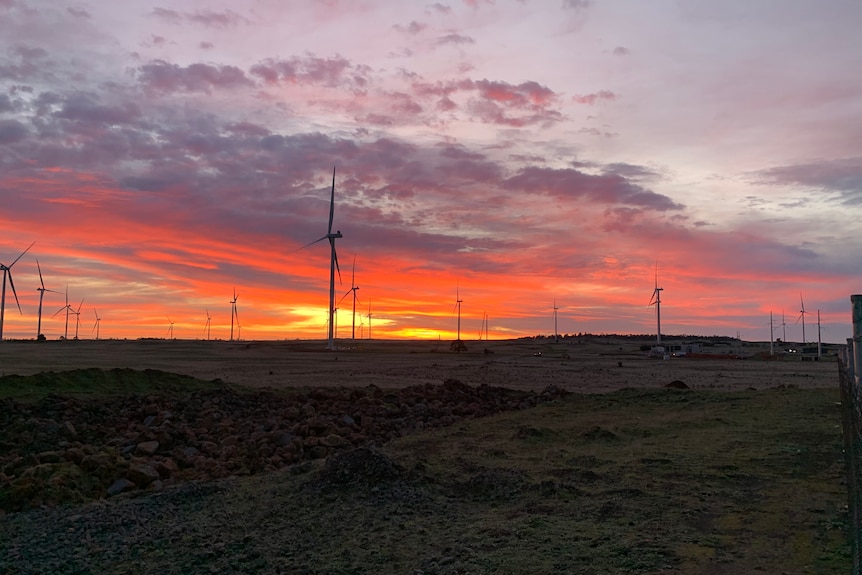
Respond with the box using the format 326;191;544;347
1;0;860;343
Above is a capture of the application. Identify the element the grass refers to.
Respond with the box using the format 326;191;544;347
1;382;849;574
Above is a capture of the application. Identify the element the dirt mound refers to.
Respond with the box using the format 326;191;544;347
0;370;570;512
665;380;689;389
319;447;403;485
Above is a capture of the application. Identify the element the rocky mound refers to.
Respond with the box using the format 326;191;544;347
0;373;569;512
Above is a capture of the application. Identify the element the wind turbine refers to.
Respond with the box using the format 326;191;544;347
295;167;343;350
0;241;35;341
72;298;84;339
338;256;360;340
204;308;211;340
454;285;463;342
366;299;372;340
795;293;811;344
51;286;73;340
35;259;58;340
230;288;238;341
166;316;174;339
553;299;559;343
92;308;101;340
648;266;663;347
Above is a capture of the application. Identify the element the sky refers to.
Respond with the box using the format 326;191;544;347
0;0;860;344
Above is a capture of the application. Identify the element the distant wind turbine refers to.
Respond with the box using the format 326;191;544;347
454;285;463;342
35;259;59;340
366;299;372;340
166;316;174;339
553;299;559;343
338;256;360;340
295;167;343;350
230;288;238;341
92;308;101;340
0;241;35;341
648;265;663;347
204;308;211;340
51;286;74;340
72;298;84;339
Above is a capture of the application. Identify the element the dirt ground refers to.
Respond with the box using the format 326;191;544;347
0;337;841;393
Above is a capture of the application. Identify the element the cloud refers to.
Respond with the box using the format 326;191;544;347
394;20;427;35
562;0;591;8
137;60;253;94
151;7;249;28
250;55;357;87
612;46;630;56
0;119;27;144
502;167;683;211
751;158;862;206
436;32;475;46
572;90;617;105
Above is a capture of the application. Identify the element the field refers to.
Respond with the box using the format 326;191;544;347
0;337;851;574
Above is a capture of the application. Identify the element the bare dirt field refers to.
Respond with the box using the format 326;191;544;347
0;337;841;393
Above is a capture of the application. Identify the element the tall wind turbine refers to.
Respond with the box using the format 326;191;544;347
648;266;663;347
92;308;101;340
795;293;811;344
0;241;35;341
204;308;211;340
366;299;372;340
230;288;238;341
166;316;174;339
338;256;360;340
35;259;58;340
296;167;343;350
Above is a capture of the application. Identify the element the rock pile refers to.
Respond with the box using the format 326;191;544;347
0;377;568;511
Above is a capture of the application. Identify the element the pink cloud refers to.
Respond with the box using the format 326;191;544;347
250;55;356;87
572;90;617;105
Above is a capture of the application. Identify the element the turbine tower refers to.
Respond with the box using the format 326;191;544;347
0;241;35;341
230;288;238;341
366;299;372;340
648;268;663;347
166;316;174;339
296;167;343;350
35;259;58;340
204;308;211;340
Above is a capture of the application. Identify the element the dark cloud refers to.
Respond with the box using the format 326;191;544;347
436;33;475;46
250;55;356;87
67;7;90;19
572;90;616;104
602;163;662;182
0;93;13;112
502;167;683;211
151;7;249;28
562;0;591;8
0;119;27;143
752;158;862;206
613;46;630;56
395;20;427;35
55;92;141;126
138;60;253;94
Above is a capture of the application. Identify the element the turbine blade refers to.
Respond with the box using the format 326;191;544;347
338;289;353;305
7;272;22;313
76;298;85;312
328;166;336;235
10;241;35;268
37;259;45;289
332;240;342;285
